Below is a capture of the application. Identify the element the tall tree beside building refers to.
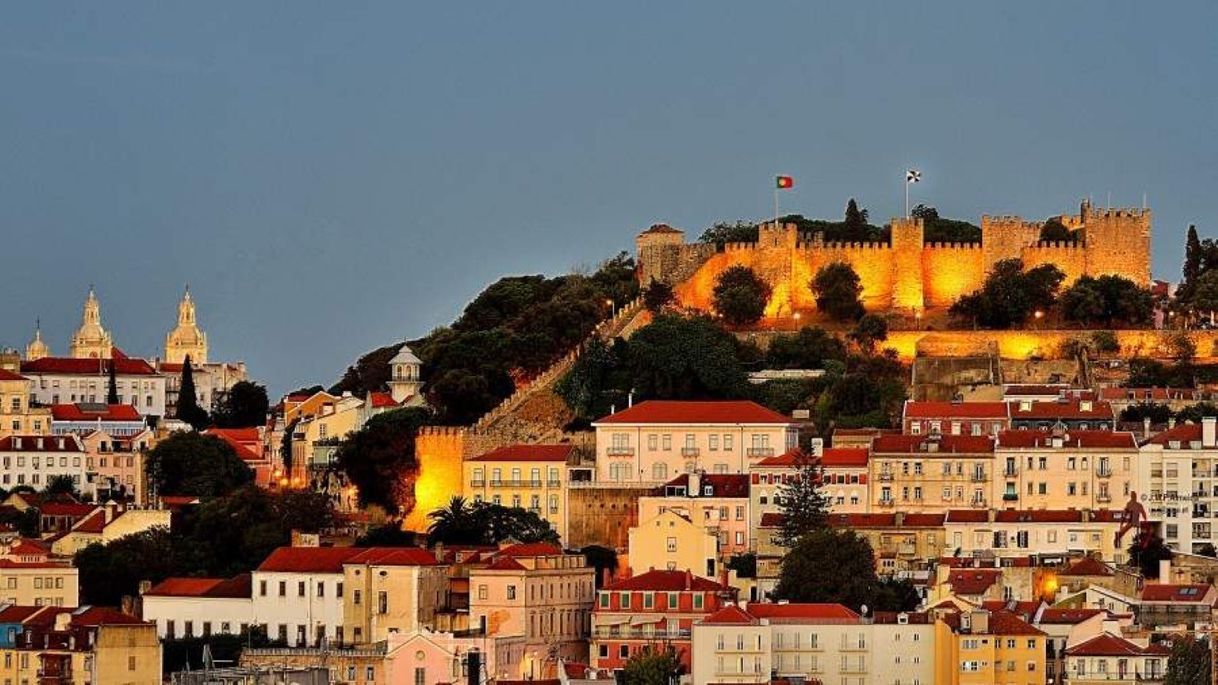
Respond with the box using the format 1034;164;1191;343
176;356;209;430
711;266;770;326
775;450;830;547
212;381;270;428
1165;636;1211;685
106;359;119;405
1182;224;1203;299
811;262;865;321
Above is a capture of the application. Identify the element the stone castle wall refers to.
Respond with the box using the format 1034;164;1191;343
646;202;1152;313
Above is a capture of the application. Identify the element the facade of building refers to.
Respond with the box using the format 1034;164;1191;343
341;547;447;645
81;428;151;504
0;606;160;685
591;569;734;674
1008;397;1115;431
464;444;574;541
0;370;49;439
902;401;1010;436
637;473;750;559
21;351;167;418
933;608;1047;685
0;539;78;607
1064;632;1169;683
628;509;719;579
591;401;797;485
0;434;92;497
1139;418;1218;554
49;506;171;557
943;509;1125;563
870;434;996;512
994;429;1137;511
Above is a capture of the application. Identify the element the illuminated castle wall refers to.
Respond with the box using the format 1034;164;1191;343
638;200;1151;314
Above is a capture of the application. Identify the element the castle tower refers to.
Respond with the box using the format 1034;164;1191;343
635;224;686;285
24;320;50;362
164;286;209;364
387;345;423;404
890;217;925;311
69;287;114;359
1080;201;1153;285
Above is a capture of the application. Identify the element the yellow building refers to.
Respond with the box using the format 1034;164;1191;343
0;606;160;685
0;369;49;438
49;506;171;557
68;287;114;360
934;608;1047;685
870;434;996;512
341;547;448;645
993;429;1138;510
0;539;78;607
628;509;720;579
464;444;574;541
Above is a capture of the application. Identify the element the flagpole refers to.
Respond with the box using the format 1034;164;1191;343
774;182;779;229
904;175;909;219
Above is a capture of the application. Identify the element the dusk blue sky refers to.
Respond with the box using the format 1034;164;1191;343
2;3;1217;394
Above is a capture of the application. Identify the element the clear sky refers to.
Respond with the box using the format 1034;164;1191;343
2;2;1217;394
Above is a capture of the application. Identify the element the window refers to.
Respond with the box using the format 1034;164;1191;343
317;582;325;597
366;666;375;681
353;589;362;605
661;434;672;450
507;585;517;600
298;581;306;597
278;581;286;597
668;592;678;609
336;582;343;598
666;537;677;552
378;591;388;614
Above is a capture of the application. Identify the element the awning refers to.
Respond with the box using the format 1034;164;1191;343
630;615;662;626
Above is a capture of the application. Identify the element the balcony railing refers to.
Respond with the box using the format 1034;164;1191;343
970;498;987;508
1097;493;1112;503
470;480;486;487
1097;467;1113;478
878;472;894;481
1002;493;1019;501
681;447;700;457
970;472;987;482
746;447;775;457
594;628;691;640
547;480;562;488
878;498;895;508
1003;468;1018;477
606;447;635;456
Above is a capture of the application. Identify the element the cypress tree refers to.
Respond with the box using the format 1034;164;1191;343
106;359;119;405
177;356;208;429
1183;224;1202;295
844;198;867;230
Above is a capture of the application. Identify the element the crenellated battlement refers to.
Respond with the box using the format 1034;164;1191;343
640;199;1152;313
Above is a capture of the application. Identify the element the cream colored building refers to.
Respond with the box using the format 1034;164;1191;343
0;607;160;685
637;472;750;559
0;539;78;607
870;434;996;512
49;506;171;557
689;603;935;685
592;400;797;485
464;444;574;541
943;509;1126;564
1139;418;1218;554
0;370;49;438
467;542;596;674
1064;632;1169;683
341;547;448;645
994;428;1137;511
933;608;1047;685
628;509;719;579
68;288;114;360
81;428;151;504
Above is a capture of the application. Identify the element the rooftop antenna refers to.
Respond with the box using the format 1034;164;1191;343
1106;191;1111;210
1142;192;1147;210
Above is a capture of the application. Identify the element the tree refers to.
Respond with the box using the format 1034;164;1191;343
1091;330;1120;354
950;259;1064;329
848;314;888;353
426;496;483;546
1190;270;1218;320
356;524;418;547
726;552;757;578
175;356;209;430
1198;543;1217;558
1165;636;1211;685
0;507;40;537
1039;218;1077;242
774;528;880;610
621;644;683;685
1167;331;1197;364
872;577;921;611
335;407;431;517
1119;403;1173;424
643;279;674;314
1173;402;1218;424
698;221;757;247
146;432;253;497
1129;531;1173;579
212;381;270;428
811;262;865;322
1181;224;1203;300
427;498;560;546
765;327;847;369
43;475;79;500
1061;276;1154;327
844;199;868;230
913;205;982;243
624;315;749;401
712;266;770;326
106;360;119;405
75;527;181;605
775;451;830;547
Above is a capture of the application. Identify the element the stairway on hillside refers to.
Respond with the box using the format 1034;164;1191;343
469;297;648;446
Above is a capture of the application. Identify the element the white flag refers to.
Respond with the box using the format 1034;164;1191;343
906;169;922;184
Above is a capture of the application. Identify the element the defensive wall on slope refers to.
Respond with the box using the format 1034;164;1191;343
640;201;1152;314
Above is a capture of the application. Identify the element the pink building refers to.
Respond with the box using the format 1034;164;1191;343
902;400;1010;436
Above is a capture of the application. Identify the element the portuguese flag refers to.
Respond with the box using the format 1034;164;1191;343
776;175;794;189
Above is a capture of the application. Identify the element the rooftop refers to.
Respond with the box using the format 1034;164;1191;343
903;401;1008;419
604;569;727;593
467;444;574;463
595;400;792;425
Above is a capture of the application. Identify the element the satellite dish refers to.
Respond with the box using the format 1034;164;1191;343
860;604;868;616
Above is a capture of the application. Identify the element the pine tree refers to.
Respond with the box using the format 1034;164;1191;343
776;448;831;548
176;355;208;430
844;199;868;230
1182;224;1202;300
106;360;119;405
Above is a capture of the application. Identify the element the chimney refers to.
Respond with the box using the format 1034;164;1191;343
970;609;989;635
1159;558;1172;582
627;391;634;408
684;569;693;590
688;471;702;497
1203;417;1217;448
1143;416;1152;440
809;437;824;457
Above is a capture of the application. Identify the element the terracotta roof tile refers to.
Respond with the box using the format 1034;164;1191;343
1060;557;1114;577
467;444;574;463
604;569;726;592
663;473;749;498
872;434;994;454
1009;398;1114;420
50;404;142;422
996;430;1137;449
1139;584;1215;603
1066;633;1171;657
903;401;1009;419
256;547;364;573
595;400;792;425
22;354;156;376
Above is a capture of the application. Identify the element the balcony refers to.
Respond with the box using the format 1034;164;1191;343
970;498;987;508
746;447;775;458
594;628;691;640
1097;493;1112;504
970;472;988;482
878;472;894;481
547;480;562;488
606;447;634;456
1097;467;1113;478
878;498;895;508
681;447;700;457
469;479;486;488
1003;468;1018;477
1002;493;1019;502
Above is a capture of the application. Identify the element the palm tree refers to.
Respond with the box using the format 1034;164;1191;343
426;496;481;546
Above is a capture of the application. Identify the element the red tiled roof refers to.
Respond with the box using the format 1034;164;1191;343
993;510;1088;524
987;610;1046;636
604;569;726;592
0;369;27;382
871;611;930;624
947;569;1002;596
980;600;1042;618
1139;584;1215;603
1060;557;1114;577
996;430;1137;449
904;401;1009;419
1009;398;1114;420
495;542;564;558
746;603;859;621
203;429;263;463
0;436;83;453
22;354;156;376
755;448;807;468
759;512;784;528
945;510;989;523
1004;385;1070;396
820;448;869;468
1037;608;1105;624
257;547;364;573
144;577;230;597
1144;423;1209;447
38;502;95;517
71;509;111;534
596;400;792;425
51;404;142;422
701;605;757;625
467;444;574;463
0;605;47;623
484;557;527;571
664;473;749;498
828;513;944;529
872;434;994;454
904;513;947;527
71;606;148;626
368;392;399;409
1067;633;1171;657
1099;387;1200;402
346;547;439;566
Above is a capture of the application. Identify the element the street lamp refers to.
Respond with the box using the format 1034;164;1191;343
605;299;616;317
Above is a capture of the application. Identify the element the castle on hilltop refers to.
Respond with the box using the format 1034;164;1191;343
636;200;1151;315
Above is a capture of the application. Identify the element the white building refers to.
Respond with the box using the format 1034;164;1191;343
21;351;167;419
0;434;93;497
1139;417;1218;554
142;574;255;639
591;400;798;485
